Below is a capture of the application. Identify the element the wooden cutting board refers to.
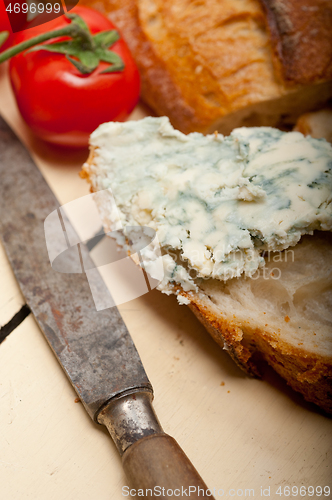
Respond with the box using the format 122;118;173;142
0;63;331;500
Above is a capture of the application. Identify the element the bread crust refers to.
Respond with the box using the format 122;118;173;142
80;0;332;134
80;0;204;132
187;294;332;414
260;0;332;84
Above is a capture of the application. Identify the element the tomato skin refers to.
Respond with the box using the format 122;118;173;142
0;1;27;50
9;6;140;147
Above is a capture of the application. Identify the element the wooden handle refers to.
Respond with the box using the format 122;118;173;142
98;392;214;498
122;433;215;499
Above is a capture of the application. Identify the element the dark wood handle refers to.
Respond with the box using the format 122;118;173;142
122;433;215;499
98;392;214;498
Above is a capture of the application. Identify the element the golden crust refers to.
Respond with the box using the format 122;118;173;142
80;0;204;132
260;0;332;84
80;0;332;134
185;292;332;414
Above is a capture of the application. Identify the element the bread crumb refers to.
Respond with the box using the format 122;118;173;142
227;390;230;393
74;397;80;403
284;315;290;322
178;294;190;305
220;381;225;386
214;130;218;137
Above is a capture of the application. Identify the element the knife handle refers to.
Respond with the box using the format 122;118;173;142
98;390;214;499
122;433;214;499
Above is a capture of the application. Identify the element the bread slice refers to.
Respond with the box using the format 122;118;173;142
81;118;332;413
80;0;332;134
186;232;332;414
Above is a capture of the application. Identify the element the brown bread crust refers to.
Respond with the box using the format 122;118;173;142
81;0;332;133
260;0;332;84
80;0;207;132
187;296;332;414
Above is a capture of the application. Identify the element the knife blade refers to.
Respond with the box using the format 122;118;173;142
0;115;214;498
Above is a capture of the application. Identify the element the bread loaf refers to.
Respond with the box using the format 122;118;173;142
81;117;332;413
80;0;332;134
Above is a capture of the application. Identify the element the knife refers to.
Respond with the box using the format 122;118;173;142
0;115;214;498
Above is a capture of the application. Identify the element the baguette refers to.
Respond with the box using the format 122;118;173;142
80;0;332;134
81;117;332;413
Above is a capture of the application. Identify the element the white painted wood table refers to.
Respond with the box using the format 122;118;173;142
0;65;331;500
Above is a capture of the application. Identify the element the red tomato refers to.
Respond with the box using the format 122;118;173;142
0;0;27;50
9;6;140;147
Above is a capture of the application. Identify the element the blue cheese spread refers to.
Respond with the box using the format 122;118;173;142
86;117;332;291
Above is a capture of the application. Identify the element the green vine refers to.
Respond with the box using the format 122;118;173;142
0;13;124;74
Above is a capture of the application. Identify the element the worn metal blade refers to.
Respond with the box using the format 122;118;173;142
0;116;152;421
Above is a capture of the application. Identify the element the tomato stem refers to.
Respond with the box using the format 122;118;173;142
0;31;9;49
0;23;93;64
0;13;124;74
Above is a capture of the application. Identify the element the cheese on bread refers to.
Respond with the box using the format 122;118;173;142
81;117;332;413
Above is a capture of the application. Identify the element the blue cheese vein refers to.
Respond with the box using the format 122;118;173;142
86;117;332;286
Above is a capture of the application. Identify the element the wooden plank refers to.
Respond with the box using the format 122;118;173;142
0;240;25;329
1;294;331;499
0;315;126;500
